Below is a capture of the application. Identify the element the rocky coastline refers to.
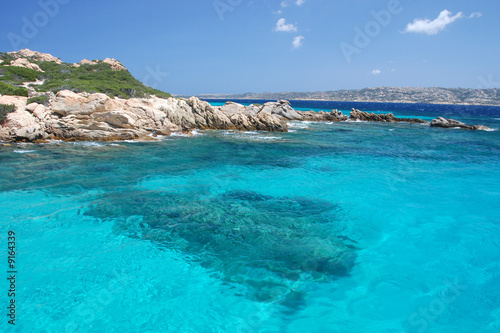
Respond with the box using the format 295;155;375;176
0;93;492;143
0;49;492;142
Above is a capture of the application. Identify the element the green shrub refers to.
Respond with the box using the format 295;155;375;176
2;66;42;82
0;53;173;100
27;95;50;106
0;82;28;97
36;61;171;99
0;52;14;65
0;103;16;124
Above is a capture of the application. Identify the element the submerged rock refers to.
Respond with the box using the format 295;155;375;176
85;190;357;307
430;117;491;130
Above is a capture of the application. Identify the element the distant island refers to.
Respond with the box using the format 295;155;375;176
195;87;500;106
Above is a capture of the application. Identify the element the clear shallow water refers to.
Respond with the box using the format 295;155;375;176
1;103;500;332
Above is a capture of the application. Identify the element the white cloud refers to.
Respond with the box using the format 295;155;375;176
292;36;304;49
469;12;482;19
280;0;305;7
370;69;381;75
404;10;463;35
274;18;298;32
273;10;283;15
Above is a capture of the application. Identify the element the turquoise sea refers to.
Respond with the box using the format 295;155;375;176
1;101;499;332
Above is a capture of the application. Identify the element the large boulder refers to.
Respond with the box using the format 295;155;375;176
8;58;43;72
103;58;127;71
261;100;303;120
2;102;46;141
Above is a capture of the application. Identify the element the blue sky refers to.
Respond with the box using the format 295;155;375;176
1;0;499;95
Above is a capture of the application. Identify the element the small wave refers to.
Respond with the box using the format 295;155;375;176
221;131;282;141
287;122;310;129
72;141;106;147
38;140;64;144
170;132;189;137
148;133;168;140
14;150;36;154
191;129;203;136
170;129;203;137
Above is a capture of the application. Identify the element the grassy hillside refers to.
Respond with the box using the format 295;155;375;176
0;52;171;99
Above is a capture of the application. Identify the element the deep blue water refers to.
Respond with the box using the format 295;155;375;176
1;101;499;332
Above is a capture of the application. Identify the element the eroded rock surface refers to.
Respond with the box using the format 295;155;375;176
0;91;289;141
430;117;491;131
350;109;427;124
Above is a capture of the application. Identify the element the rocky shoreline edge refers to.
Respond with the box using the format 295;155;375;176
0;91;492;143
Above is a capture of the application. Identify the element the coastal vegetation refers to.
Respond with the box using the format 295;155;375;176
0;65;43;82
36;61;171;99
0;103;16;124
27;95;50;106
0;52;171;100
0;82;28;97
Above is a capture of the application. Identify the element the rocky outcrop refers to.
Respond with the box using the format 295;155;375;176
220;100;348;122
73;58;127;71
103;58;126;71
261;100;303;120
430;117;491;131
7;58;44;72
1;91;493;142
0;91;289;142
350;109;427;124
78;59;99;66
300;109;348;122
7;49;62;64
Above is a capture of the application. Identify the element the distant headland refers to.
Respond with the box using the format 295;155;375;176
195;87;500;106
